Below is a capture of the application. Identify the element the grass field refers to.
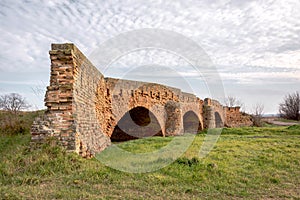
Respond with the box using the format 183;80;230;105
0;113;299;199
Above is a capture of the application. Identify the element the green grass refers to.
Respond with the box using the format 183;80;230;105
0;116;300;199
221;125;300;135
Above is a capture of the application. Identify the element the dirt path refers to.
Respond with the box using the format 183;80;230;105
263;118;300;126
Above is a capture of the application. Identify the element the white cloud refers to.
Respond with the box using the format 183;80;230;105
0;0;299;112
250;50;300;69
220;71;300;85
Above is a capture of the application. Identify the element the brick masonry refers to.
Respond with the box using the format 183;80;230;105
31;43;253;157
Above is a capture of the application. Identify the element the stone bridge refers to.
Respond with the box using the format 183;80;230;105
31;43;252;157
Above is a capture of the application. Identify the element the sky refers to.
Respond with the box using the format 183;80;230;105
0;0;299;114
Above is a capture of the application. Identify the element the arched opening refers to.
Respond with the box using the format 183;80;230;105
111;106;163;142
215;112;223;128
183;111;202;134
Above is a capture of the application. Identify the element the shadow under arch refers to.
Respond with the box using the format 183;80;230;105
214;112;223;128
111;106;163;142
183;111;202;134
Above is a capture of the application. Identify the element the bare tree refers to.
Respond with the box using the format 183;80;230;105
224;96;243;107
0;93;30;115
252;103;264;127
224;96;245;111
279;91;300;121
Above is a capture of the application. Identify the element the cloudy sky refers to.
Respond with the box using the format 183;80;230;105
0;0;299;113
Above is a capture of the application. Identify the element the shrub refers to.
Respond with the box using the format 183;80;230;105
0;115;27;135
279;91;300;121
176;157;200;166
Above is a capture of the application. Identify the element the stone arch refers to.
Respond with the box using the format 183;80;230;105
183;110;202;134
111;106;163;142
180;99;204;132
215;112;223;128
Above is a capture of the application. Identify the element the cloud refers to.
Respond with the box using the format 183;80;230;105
220;71;300;84
0;0;299;112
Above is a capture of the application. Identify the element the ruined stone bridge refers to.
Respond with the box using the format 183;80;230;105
31;43;252;157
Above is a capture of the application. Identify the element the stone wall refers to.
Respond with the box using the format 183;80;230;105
71;45;111;157
31;43;252;157
224;107;253;127
31;44;78;151
31;44;110;157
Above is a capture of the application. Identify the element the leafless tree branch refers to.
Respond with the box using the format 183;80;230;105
0;93;30;115
251;103;264;127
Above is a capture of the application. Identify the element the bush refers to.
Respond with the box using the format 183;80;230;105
0;116;27;135
176;157;200;166
0;110;43;135
279;91;300;121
